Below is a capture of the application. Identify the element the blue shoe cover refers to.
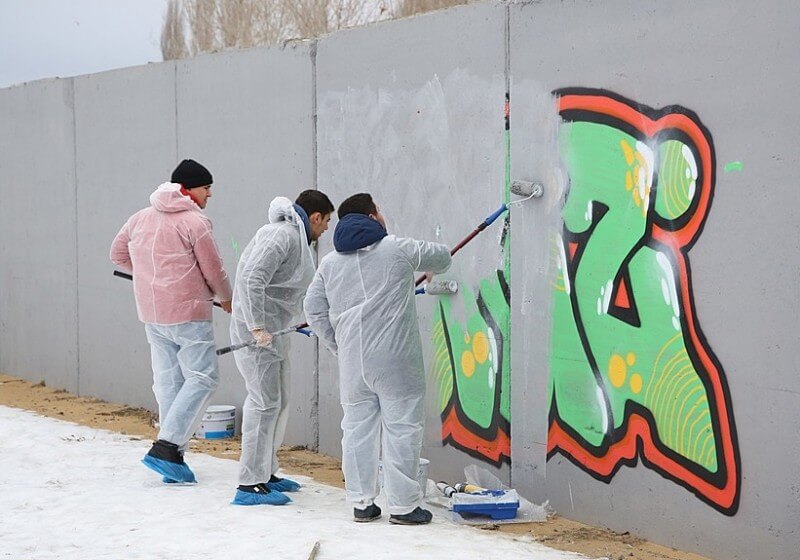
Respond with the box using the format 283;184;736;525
141;454;197;483
231;489;291;506
268;476;301;493
163;476;180;484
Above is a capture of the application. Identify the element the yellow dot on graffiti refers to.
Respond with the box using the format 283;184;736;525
626;353;636;366
464;333;470;344
461;351;475;378
472;332;489;364
608;354;627;388
630;373;643;394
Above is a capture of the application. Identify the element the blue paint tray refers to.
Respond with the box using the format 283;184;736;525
451;489;520;520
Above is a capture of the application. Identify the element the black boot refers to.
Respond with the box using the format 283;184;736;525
147;439;184;464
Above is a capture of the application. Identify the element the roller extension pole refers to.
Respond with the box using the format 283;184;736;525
414;202;508;287
113;270;224;309
215;322;313;356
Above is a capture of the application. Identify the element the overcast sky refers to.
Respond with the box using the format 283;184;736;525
0;0;167;88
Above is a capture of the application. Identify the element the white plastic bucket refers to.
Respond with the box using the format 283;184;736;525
418;458;430;496
194;405;236;439
378;457;430;497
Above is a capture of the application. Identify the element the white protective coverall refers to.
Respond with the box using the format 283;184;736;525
230;197;315;485
304;233;451;514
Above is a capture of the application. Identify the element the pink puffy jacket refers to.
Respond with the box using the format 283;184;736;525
110;182;232;325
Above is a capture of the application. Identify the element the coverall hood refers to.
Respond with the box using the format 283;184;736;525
333;213;387;252
292;203;313;244
150;182;200;212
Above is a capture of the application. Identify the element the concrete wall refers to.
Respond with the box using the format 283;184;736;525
75;62;177;408
0;78;78;393
1;2;798;559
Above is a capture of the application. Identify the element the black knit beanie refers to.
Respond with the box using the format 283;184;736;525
171;159;213;189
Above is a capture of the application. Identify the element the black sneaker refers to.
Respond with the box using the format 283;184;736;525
354;503;382;522
147;439;184;464
389;507;433;525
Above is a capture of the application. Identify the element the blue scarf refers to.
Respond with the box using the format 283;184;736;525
333;213;387;252
293;204;312;245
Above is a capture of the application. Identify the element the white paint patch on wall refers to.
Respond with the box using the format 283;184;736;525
318;67;506;300
318;67;507;450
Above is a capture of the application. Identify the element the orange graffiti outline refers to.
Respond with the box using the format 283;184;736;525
442;406;511;465
549;92;739;513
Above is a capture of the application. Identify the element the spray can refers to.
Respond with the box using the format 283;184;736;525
436;481;458;498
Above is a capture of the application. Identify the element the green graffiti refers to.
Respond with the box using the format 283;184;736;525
551;120;715;469
656;140;697;219
231;236;240;262
431;271;510;465
547;90;738;514
723;161;743;173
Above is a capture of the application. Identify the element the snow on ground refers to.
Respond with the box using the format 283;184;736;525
0;405;593;560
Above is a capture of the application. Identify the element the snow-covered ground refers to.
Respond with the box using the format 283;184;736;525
0;405;593;559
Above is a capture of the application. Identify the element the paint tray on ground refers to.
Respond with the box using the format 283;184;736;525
451;489;520;520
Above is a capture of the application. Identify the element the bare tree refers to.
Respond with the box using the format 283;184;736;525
282;0;387;39
394;0;470;19
251;1;292;46
161;0;188;61
184;0;218;54
160;0;468;61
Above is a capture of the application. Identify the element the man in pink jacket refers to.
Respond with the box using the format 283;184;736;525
110;159;233;483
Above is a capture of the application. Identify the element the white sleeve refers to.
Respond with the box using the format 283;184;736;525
303;267;338;355
396;237;452;274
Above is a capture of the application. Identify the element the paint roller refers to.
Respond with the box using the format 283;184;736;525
436;481;486;498
112;270;227;308
415;279;458;296
413;180;543;288
510;180;544;199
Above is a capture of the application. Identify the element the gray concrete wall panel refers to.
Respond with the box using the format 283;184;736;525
0;79;78;392
509;86;564;500
175;45;316;447
316;2;511;485
510;1;800;558
75;63;177;409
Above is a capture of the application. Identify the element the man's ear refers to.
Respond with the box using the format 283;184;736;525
309;211;323;224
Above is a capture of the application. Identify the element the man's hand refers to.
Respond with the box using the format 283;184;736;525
251;329;273;347
423;272;436;284
219;300;232;313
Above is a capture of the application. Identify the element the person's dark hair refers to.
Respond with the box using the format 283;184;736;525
295;190;335;217
337;193;377;219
